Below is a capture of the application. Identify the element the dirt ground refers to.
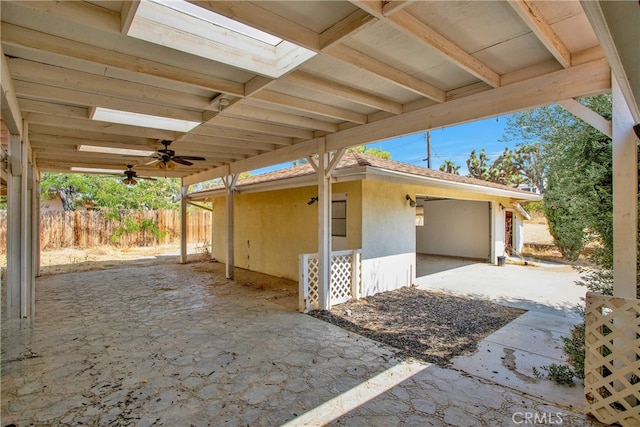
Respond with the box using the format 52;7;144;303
523;212;555;245
309;288;525;366
1;244;210;276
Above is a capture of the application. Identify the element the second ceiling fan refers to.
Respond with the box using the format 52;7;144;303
147;140;206;170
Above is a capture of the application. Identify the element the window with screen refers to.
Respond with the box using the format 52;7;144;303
332;200;347;237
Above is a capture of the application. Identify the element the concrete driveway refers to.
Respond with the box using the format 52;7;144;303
1;261;602;426
415;255;589;411
415;254;586;318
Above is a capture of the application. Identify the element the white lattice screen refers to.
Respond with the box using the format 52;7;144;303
584;292;640;427
299;250;362;312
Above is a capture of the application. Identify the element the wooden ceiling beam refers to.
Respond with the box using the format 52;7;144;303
186;58;610;185
120;1;141;34
325;45;446;102
349;1;500;87
46;140;248;162
1;24;245;97
507;0;571;68
185;1;444;120
320;9;377;50
8;58;215;111
19;99;90;119
382;1;412;17
250;90;367;124
557;98;612;138
1;46;23;137
220;104;338;133
15;80;204;123
327;59;610;150
189;125;292;147
285;71;403;114
210;116;315;140
27;125;157;147
25;113;181;141
183;137;321;186
349;1;383;16
174;135;268;156
386;10;501;87
29;133;157;153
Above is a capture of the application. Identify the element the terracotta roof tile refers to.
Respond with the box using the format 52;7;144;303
197;153;535;196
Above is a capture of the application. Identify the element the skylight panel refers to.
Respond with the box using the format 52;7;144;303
91;107;200;132
155;0;282;46
128;0;316;78
70;167;124;175
78;145;156;157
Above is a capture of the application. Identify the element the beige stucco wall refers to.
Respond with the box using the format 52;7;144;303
212;181;362;281
360;179;417;295
210;174;526;289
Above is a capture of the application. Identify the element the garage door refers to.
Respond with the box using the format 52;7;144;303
416;198;490;260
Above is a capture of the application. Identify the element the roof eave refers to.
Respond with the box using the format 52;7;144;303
188;164;542;202
346;167;542;201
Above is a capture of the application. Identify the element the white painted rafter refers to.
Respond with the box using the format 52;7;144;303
386;10;501;87
1;46;23;137
183;58;610;185
507;0;571;68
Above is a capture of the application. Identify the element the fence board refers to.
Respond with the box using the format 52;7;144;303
0;209;211;252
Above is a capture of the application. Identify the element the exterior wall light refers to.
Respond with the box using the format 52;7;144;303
406;194;416;207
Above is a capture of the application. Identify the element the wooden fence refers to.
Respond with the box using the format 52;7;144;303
0;209;211;252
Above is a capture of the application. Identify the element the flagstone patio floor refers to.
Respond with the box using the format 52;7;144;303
1;261;602;426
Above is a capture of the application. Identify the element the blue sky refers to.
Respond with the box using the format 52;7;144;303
362;115;517;175
253;114;520;176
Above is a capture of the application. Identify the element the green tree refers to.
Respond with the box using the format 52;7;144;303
439;160;461;175
292;145;391;166
466;148;522;185
346;145;392;159
466;149;491;181
504;94;639;296
513;142;545;193
41;173;180;211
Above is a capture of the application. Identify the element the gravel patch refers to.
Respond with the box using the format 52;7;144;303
309;287;525;366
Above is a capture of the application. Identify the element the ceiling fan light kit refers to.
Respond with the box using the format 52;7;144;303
146;140;206;169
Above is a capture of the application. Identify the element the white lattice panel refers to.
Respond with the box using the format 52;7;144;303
299;250;361;312
585;292;640;427
331;254;353;305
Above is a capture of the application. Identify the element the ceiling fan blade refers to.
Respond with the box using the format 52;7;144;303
174;156;206;161
144;158;160;166
173;158;193;166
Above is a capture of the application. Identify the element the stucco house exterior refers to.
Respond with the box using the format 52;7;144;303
189;153;540;300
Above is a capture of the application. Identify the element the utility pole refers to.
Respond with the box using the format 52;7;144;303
426;131;431;169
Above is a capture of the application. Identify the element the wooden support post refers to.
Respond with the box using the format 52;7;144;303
32;172;41;277
20;126;32;321
612;75;638;299
315;142;346;310
223;174;238;279
179;183;188;264
317;143;331;311
210;200;215;260
6;134;22;319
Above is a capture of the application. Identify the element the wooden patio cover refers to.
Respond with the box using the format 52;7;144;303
1;0;637;184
